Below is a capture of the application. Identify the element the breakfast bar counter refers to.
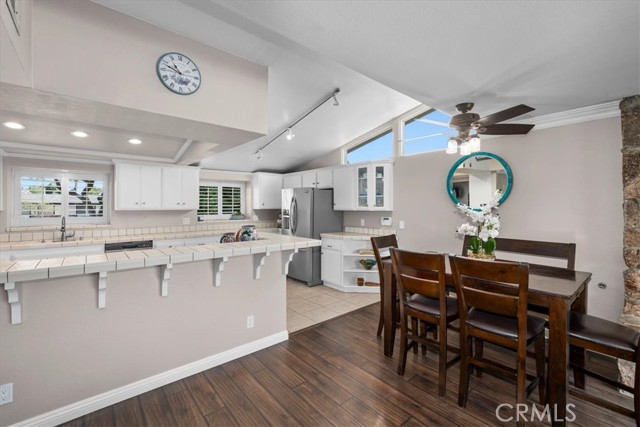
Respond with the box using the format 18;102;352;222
0;232;319;426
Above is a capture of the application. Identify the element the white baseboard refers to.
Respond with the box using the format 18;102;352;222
10;331;289;427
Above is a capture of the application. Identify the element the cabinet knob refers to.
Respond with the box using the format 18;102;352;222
142;202;146;205
182;202;185;205
135;202;139;205
177;202;180;205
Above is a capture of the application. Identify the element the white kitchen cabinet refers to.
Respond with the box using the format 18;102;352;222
283;173;302;189
354;163;393;211
332;167;353;210
320;237;378;293
252;172;282;209
115;163;162;210
320;239;342;286
161;166;199;210
302;169;333;188
302;171;316;188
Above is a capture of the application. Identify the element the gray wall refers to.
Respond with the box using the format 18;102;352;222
0;256;287;425
342;117;624;321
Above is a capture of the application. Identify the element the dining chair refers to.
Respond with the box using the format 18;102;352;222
568;311;639;426
390;248;460;397
370;234;399;336
449;255;546;408
461;235;576;274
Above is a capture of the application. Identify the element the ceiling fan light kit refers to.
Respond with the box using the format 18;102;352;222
446;102;535;155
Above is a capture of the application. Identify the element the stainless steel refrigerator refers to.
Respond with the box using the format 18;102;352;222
281;188;343;286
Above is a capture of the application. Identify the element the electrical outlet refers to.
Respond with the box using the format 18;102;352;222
360;219;365;226
0;383;13;405
399;220;405;229
246;315;254;329
182;217;190;225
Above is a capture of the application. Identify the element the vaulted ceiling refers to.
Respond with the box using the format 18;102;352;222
2;0;638;173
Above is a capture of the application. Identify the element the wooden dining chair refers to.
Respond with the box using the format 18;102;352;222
390;248;460;397
449;255;546;408
370;234;399;336
461;235;576;274
568;311;639;426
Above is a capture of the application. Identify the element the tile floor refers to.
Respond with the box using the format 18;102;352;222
287;278;380;332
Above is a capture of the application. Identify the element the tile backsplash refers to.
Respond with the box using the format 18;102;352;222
1;220;277;243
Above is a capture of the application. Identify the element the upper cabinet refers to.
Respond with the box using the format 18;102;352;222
283;173;303;189
161;167;199;210
332;167;354;210
115;162;199;210
333;162;393;211
284;168;333;189
252;172;282;209
303;169;333;188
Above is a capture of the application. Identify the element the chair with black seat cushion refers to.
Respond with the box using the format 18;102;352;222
450;255;546;408
370;234;399;336
568;311;639;426
390;248;460;397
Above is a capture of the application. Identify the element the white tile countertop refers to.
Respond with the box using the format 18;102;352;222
0;232;319;284
320;232;377;241
0;232;319;326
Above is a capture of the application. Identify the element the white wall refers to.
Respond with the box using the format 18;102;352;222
0;0;32;86
28;0;267;134
343;117;625;321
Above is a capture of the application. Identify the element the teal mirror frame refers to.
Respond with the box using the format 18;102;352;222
446;151;513;207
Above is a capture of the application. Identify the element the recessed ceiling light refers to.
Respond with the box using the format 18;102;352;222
128;138;142;145
71;131;89;138
3;121;25;130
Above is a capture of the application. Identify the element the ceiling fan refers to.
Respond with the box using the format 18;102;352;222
446;102;535;155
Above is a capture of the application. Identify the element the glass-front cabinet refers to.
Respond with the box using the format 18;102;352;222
355;163;392;211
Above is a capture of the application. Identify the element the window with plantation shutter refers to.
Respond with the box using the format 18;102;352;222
198;182;245;220
13;168;109;226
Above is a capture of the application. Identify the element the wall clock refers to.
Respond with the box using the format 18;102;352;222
156;52;201;95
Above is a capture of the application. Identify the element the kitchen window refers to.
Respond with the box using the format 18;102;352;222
401;108;451;156
345;128;393;164
198;181;245;220
13;168;109;226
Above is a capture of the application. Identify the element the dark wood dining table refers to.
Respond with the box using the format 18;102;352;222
381;257;592;427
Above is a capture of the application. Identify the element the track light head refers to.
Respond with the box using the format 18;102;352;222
286;128;295;140
332;93;339;106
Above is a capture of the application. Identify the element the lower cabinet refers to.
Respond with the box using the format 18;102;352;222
320;238;378;293
320;241;341;286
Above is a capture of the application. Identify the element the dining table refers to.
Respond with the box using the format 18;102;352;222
381;256;592;427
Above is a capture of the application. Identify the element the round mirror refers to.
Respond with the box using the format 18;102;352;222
446;152;512;208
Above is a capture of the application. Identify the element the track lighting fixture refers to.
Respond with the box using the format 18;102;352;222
286;128;295;140
254;88;340;159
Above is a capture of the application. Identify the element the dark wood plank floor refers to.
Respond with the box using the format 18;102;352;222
59;303;634;426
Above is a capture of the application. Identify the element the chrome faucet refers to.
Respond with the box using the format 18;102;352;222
60;216;75;242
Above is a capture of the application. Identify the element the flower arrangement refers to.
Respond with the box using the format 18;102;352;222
456;190;502;258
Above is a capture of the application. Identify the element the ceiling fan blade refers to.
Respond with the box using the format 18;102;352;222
478;123;535;135
473;104;535;127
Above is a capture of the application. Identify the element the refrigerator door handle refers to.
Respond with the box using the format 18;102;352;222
291;197;298;235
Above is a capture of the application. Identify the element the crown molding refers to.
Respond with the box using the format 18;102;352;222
528;100;620;131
